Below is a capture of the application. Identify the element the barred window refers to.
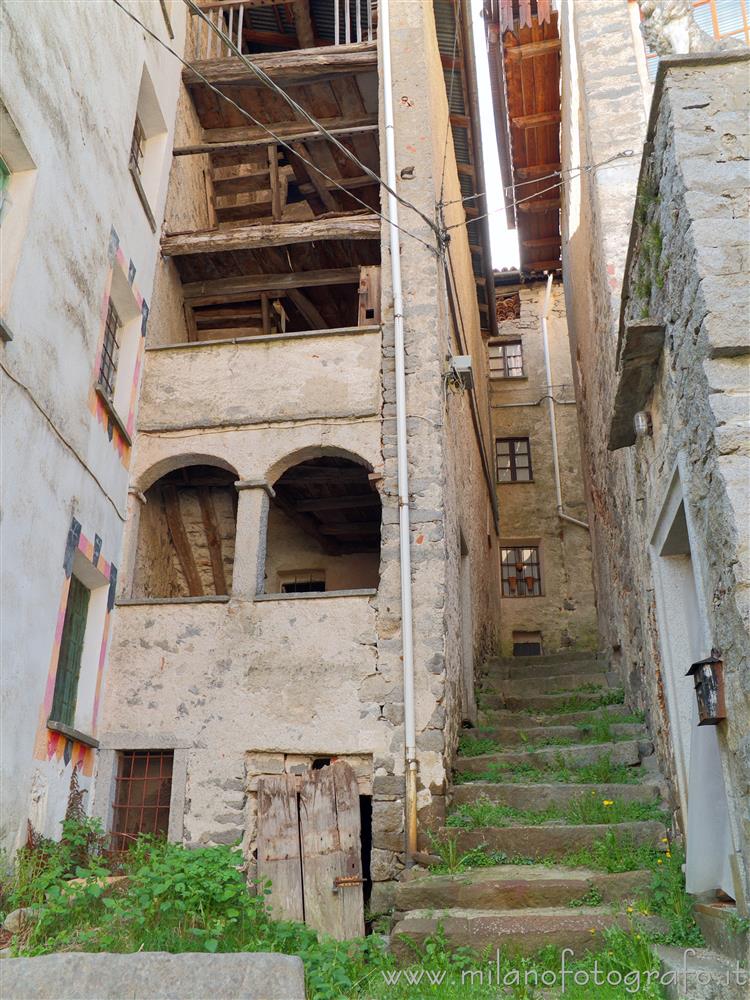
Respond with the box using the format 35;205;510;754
489;340;524;378
279;571;326;593
496;438;533;483
111;750;173;851
501;546;542;598
129;115;145;177
99;299;121;399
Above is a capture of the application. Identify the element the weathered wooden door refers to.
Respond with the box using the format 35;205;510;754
257;761;364;940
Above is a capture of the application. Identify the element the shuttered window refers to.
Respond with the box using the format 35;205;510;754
50;575;90;726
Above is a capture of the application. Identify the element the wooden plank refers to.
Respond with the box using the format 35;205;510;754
522;235;561;248
317;523;380;536
183;266;360;301
212;172;270;197
257;774;305;923
516;162;561;180
298;174;376;197
194;116;377;148
287;288;328;329
197;490;228;595
289;141;340;213
175;125;379;156
511;111;561;128
267;144;283;221
357;265;381;325
162;214;380;255
299;762;364;940
292;0;316;48
505;38;561;59
517;198;561;214
524;258;562;270
183;42;377;88
162;486;204;597
261;293;271;336
294;494;380;512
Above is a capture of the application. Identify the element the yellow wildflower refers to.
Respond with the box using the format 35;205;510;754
657;859;663;865
666;851;672;859
627;906;633;914
602;800;614;807
661;837;669;844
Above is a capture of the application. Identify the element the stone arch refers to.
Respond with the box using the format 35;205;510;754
135;453;239;495
265;444;374;491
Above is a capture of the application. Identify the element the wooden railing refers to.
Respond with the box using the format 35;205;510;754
192;0;376;61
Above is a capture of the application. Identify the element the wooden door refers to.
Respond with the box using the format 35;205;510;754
256;761;364;940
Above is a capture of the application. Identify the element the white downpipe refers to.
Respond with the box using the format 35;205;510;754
541;274;590;532
380;0;418;860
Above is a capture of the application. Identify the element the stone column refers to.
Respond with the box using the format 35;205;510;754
232;481;271;599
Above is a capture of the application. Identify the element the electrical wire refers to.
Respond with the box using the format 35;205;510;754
182;0;444;242
110;0;438;257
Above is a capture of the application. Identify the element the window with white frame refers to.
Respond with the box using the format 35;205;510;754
128;66;168;231
94;264;143;435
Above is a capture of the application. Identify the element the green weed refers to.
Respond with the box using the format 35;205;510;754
457;735;502;758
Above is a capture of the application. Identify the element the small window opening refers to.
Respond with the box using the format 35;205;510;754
280;572;326;594
129;115;146;177
513;631;543;656
489;340;524;378
98;299;122;399
496;437;532;483
311;757;332;770
501;546;542;598
111;749;173;852
49;575;90;727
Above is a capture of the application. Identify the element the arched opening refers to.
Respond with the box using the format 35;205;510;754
264;456;381;594
133;465;238;598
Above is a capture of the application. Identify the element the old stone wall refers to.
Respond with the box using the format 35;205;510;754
0;1;184;851
490;281;597;655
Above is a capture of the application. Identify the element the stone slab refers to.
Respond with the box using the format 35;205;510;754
446;820;667;860
1;952;306;1000
656;945;749;1000
456;740;642;774
451;781;662;810
481;673;610;696
470;722;646;746
478;704;635;728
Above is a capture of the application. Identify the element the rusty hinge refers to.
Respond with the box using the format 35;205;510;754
332;875;364;893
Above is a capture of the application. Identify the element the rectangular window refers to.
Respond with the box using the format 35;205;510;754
129;115;146;177
111;750;174;851
496;437;532;483
501;546;542;597
489;340;524;378
280;572;326;593
50;575;90;726
99;299;121;399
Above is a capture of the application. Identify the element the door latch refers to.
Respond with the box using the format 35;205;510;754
332;875;364;893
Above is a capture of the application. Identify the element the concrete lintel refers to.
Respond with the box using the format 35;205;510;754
145;325;381;353
608;321;666;451
235;479;276;498
254;588;377;602
46;720;100;749
116;595;231;606
98;732;193;750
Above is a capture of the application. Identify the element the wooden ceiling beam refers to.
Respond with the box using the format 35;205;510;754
197;491;228;595
287;288;328;329
162;214;380;256
183;266;360;302
272;492;342;556
175;123;378;156
289;141;340;213
522;235;562;248
184;42;377;88
291;0;316;48
523;259;562;271
295;494;380;512
317;523;380;536
517;198;561;214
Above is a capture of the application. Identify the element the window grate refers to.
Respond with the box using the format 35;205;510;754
99;300;121;398
501;546;541;598
111;750;173;852
496;437;533;483
489;340;524;378
280;572;326;593
129;115;145;177
50;575;90;727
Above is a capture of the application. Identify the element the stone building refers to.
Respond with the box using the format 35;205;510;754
78;0;503;932
485;0;750;916
0;2;184;853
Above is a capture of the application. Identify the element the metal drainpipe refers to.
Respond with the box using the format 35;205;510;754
380;0;419;863
541;274;589;532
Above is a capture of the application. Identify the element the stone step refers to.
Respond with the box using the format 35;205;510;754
656;945;748;1000
480;673;611;697
477;704;637;728
694;902;750;964
391;906;667;959
456;739;645;776
469;722;647;747
395;864;651;912
451;781;663;811
444;820;668;860
481;690;625;713
483;657;606;680
485;652;606;668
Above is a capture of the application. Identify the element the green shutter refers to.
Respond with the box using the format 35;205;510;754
50;576;90;726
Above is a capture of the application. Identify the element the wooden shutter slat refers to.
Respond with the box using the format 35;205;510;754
256;774;304;923
51;576;90;725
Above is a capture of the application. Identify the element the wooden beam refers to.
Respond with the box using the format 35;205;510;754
267;144;282;221
212;172;270;197
272;492;342;555
317;523;380;536
522;236;562;249
298;174;376;197
516;162;561;180
295;494;380;512
289;141;339;213
511;112;561;129
517;198;561;214
162;214;380;255
287;288;328;329
182;267;360;302
505;38;561;59
292;0;316;48
183;42;377;88
162;486;204;597
197;490;228;595
260;293;271;336
523;258;562;271
189;116;376;148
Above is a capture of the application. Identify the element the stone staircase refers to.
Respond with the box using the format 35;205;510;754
391;651;671;958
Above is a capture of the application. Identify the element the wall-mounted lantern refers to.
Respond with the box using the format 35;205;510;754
686;651;726;726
